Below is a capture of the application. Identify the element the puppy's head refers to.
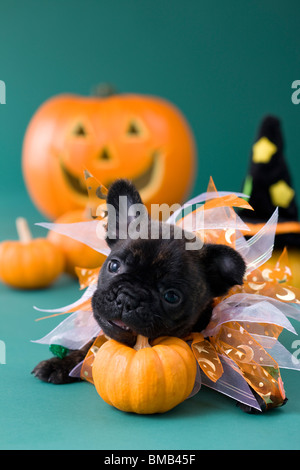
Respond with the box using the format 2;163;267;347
92;179;245;346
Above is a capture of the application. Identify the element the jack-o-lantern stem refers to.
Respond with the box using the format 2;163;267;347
16;217;32;244
91;83;117;98
133;335;151;351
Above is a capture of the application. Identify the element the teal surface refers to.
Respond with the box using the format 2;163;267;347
1;247;300;450
1;0;300;450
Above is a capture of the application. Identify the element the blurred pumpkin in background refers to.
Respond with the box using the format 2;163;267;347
22;86;196;220
47;209;106;276
0;218;64;289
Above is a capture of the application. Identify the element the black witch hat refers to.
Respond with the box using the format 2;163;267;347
240;115;300;248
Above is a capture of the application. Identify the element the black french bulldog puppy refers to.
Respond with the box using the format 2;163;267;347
33;179;255;409
92;179;245;347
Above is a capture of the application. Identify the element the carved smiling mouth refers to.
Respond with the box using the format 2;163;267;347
60;160;89;196
60;151;163;200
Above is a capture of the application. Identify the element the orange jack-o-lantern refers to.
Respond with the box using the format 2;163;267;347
22;88;196;220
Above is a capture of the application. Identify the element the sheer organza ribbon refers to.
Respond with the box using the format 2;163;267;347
74;290;300;411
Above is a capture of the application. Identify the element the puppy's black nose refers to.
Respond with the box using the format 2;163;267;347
116;292;139;312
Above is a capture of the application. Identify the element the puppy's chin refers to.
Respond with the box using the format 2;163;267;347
93;300;197;348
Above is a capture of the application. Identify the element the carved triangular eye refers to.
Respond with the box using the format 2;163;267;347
127;121;141;136
73;123;87;136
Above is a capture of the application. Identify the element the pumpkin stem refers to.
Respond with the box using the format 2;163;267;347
91;83;117;98
133;335;151;351
16;217;32;243
83;206;92;219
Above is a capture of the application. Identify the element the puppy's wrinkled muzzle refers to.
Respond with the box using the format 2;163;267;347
116;291;139;313
92;283;163;346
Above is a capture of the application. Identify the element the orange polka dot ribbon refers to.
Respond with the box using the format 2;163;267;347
188;323;286;410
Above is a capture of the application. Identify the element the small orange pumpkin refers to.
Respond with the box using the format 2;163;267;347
47;209;106;276
22;87;196;220
92;335;197;414
0;218;64;289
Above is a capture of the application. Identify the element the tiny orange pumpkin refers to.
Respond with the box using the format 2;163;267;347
0;218;65;289
92;335;197;414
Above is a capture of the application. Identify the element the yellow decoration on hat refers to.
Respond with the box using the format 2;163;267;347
269;180;295;208
252;137;277;163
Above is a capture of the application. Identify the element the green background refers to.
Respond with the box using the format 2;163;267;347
1;0;300;450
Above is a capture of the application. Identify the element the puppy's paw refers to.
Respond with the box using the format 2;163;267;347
32;341;92;384
236;397;288;414
236;401;264;414
32;357;80;384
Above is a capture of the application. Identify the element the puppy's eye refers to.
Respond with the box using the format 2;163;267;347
108;260;121;273
163;289;181;304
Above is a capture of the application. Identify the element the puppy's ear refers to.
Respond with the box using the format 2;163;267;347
200;244;246;297
106;179;147;247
